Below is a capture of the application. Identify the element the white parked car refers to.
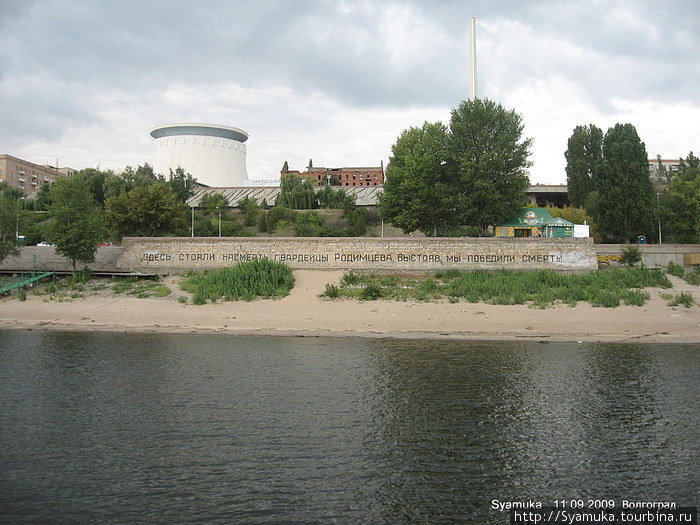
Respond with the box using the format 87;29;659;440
37;241;54;247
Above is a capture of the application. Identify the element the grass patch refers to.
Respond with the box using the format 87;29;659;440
322;267;671;308
111;276;169;298
667;292;694;308
666;261;685;278
181;259;294;304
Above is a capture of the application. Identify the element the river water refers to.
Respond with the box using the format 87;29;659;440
0;331;697;524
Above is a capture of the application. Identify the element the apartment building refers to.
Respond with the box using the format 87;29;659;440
0;154;62;192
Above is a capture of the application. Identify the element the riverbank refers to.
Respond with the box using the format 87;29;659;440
0;271;698;343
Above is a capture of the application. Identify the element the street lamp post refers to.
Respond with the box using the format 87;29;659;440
657;193;662;244
191;206;195;237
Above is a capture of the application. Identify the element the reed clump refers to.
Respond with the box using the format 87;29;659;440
181;259;295;303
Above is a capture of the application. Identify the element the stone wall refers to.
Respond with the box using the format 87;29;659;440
117;237;598;274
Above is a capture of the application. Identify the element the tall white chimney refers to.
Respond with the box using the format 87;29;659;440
469;17;477;101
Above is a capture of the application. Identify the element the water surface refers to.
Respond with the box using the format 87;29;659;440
1;331;697;523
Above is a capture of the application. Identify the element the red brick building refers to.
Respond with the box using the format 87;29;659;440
281;159;384;187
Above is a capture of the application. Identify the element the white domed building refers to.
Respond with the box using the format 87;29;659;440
150;123;250;187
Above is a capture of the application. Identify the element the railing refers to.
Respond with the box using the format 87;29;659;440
0;271;55;294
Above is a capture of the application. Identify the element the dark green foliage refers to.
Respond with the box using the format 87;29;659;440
358;283;383;301
321;283;341;299
199;193;230;215
293;211;324;236
316;185;355;209
46;176;106;273
565;124;604;207
221;219;244;237
619;245;642;267
660;157;699;243
344;207;368;236
379;121;455;235
666;261;685;278
239;196;261;226
265;206;297;233
596;124;655;243
276;174;318;209
341;271;362;286
105;183;188;237
181;259;295;302
449;99;531;235
165;167;198;202
0;182;23;262
684;266;700;285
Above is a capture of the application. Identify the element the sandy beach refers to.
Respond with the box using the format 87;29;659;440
0;270;698;343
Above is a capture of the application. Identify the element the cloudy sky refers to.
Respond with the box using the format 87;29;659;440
1;0;698;184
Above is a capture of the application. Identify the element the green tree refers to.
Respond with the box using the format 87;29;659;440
45;176;106;273
448;98;531;235
0;183;24;262
165;166;197;202
661;159;700;243
105;183;187;237
596;123;655;243
379;121;456;235
200;193;230;216
316;185;355;209
238;195;261;226
565;124;604;207
276;174;318;209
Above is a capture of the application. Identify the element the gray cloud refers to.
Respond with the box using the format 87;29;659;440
1;0;698;181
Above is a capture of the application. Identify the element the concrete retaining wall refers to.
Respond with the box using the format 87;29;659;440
0;246;123;274
4;240;696;276
596;244;700;268
117;237;597;274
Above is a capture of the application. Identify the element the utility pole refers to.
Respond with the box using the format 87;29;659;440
469;17;477;101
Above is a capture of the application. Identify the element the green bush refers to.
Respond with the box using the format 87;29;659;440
619;246;643;267
321;283;341;299
358;283;383;301
181;259;295;302
684;266;700;285
341;271;363;286
666;261;685;278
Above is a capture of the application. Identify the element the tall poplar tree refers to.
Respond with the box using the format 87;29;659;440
565;124;603;207
449;99;531;234
596;123;654;243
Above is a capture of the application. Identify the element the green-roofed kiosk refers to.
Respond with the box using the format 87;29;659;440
496;208;576;238
495;208;553;238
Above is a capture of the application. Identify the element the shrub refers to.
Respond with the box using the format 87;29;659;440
619;246;642;267
221;219;244;236
17;287;26;301
321;283;341;299
666;261;685;278
358;283;383;301
341;271;363;286
177;296;188;304
684;266;700;285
